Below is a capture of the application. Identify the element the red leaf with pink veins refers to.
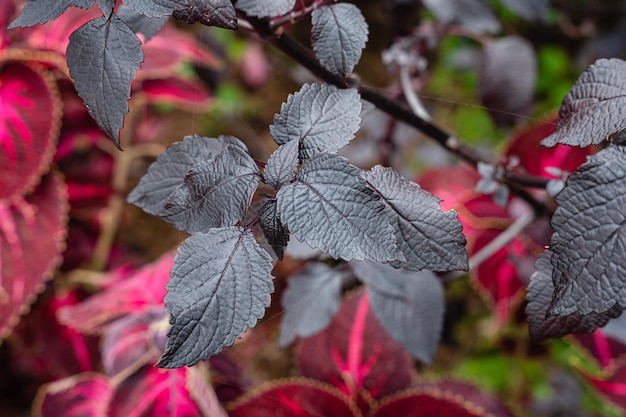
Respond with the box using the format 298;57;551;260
58;252;174;334
108;364;227;417
35;373;114;417
228;379;361;417
0;172;68;339
140;76;213;111
579;361;626;412
297;291;413;401
0;61;62;200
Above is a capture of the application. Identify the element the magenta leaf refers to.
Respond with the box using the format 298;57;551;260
35;373;114;417
0;61;62;200
108;364;227;417
140;76;213;110
580;362;626;412
0;173;68;340
298;291;413;400
58;252;174;333
228;379;360;417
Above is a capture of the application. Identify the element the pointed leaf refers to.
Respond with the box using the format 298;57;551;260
298;291;413;399
117;4;169;40
109;365;227;417
278;263;345;347
258;199;289;260
422;0;500;34
311;4;368;77
270;83;361;159
35;373;113;417
499;0;548;21
542;59;626;147
0;173;68;340
277;154;399;262
162;145;261;233
95;0;114;15
362;166;467;271
526;251;621;341
158;227;274;367
9;0;93;28
478;36;537;126
236;0;295;18
547;146;626;316
128;135;246;217
122;0;184;17
352;262;444;363
264;139;299;189
67;14;144;147
228;379;359;417
0;62;62;200
172;0;237;29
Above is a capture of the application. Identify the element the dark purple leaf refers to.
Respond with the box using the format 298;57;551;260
352;262;445;364
117;4;169;40
362;166;467;272
228;380;358;417
278;263;346;347
542;59;626;147
478;36;537;126
172;0;237;29
236;0;295;18
258;199;289;260
547;145;626;316
277;154;399;262
270;83;362;159
422;0;501;34
264;138;299;189
67;14;144;147
9;0;93;28
0;62;62;200
311;4;368;77
298;291;414;399
526;251;621;341
161;145;261;233
36;373;113;417
122;0;184;18
0;173;68;340
158;227;274;367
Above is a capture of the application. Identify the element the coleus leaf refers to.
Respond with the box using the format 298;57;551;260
109;364;227;417
128;135;247;218
228;379;359;417
577;362;626;412
8;0;93;28
478;36;537;126
298;291;413;399
264;138;299;190
351;262;445;364
422;0;501;34
277;153;400;262
172;0;237;29
362;166;467;272
0;173;68;340
161;144;261;234
0;62;62;200
158;226;274;367
542;58;626;147
122;0;184;18
117;4;169;40
546;145;626;316
67;14;144;148
278;263;346;347
269;83;362;159
35;373;114;417
140;77;213;110
236;0;296;18
499;0;549;21
526;251;621;341
258;199;289;260
311;4;368;77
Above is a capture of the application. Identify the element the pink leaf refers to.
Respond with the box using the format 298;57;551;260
34;373;113;417
0;61;61;199
140;76;213;111
228;378;361;417
58;252;174;334
579;361;626;412
108;364;226;417
0;172;68;339
297;291;413;401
